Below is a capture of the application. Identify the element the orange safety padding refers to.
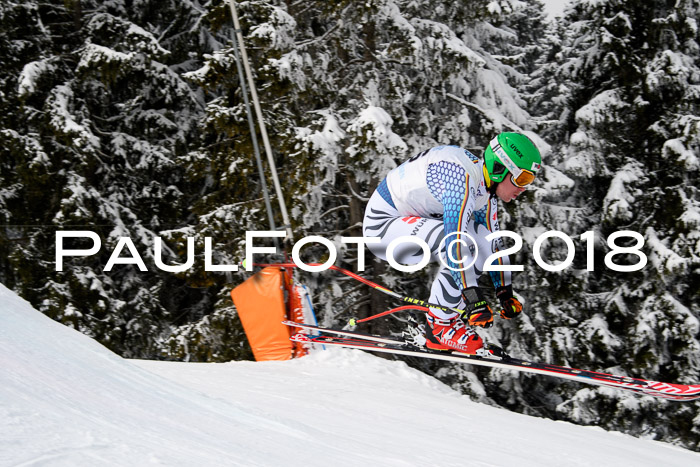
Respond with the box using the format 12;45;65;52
231;267;292;361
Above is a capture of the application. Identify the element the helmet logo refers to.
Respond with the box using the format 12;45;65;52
510;143;524;159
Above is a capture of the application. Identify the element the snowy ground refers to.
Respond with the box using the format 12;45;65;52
2;282;699;466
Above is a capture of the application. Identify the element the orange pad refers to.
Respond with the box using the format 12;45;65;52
231;267;292;361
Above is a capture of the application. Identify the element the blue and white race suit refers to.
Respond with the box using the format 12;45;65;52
362;145;511;319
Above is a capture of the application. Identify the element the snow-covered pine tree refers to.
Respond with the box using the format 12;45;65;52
162;0;301;361
525;0;700;449
0;2;52;287
0;0;208;357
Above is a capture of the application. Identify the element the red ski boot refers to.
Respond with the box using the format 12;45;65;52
425;312;484;354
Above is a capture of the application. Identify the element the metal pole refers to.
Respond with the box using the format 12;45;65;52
228;0;294;242
229;21;277;236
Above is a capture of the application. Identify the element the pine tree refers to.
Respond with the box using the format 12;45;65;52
523;0;700;449
0;0;210;357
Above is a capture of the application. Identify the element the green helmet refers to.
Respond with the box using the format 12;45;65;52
484;132;542;186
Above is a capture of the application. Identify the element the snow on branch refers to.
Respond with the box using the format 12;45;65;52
444;91;521;133
18;58;56;97
602;161;643;224
47;84;99;150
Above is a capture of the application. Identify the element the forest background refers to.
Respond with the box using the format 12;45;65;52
2;0;700;451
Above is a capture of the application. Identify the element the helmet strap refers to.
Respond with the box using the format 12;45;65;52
483;164;499;196
482;164;492;188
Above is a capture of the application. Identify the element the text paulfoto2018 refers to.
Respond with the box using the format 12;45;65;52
54;230;647;273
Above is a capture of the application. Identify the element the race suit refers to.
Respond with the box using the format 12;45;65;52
362;145;511;319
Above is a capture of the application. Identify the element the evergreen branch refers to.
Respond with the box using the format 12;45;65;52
444;92;523;132
346;180;369;202
296;21;340;48
335;296;372;316
331;283;366;305
319;204;349;219
339;222;363;235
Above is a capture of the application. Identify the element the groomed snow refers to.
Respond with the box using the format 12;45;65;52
2;282;699;466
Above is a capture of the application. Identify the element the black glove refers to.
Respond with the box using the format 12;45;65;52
496;285;523;319
461;286;494;328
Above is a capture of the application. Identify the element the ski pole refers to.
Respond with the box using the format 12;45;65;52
252;262;463;316
347;305;429;326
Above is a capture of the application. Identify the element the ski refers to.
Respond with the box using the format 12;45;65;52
283;320;405;345
285;322;700;401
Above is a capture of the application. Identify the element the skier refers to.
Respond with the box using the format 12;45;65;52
362;132;542;354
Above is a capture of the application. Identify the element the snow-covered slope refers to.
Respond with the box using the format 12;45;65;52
2;283;698;466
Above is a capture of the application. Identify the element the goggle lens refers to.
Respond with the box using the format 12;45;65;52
512;169;535;187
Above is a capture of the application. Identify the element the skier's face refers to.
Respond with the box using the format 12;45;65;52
496;174;527;203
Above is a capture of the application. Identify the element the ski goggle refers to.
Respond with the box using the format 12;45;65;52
489;137;537;187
